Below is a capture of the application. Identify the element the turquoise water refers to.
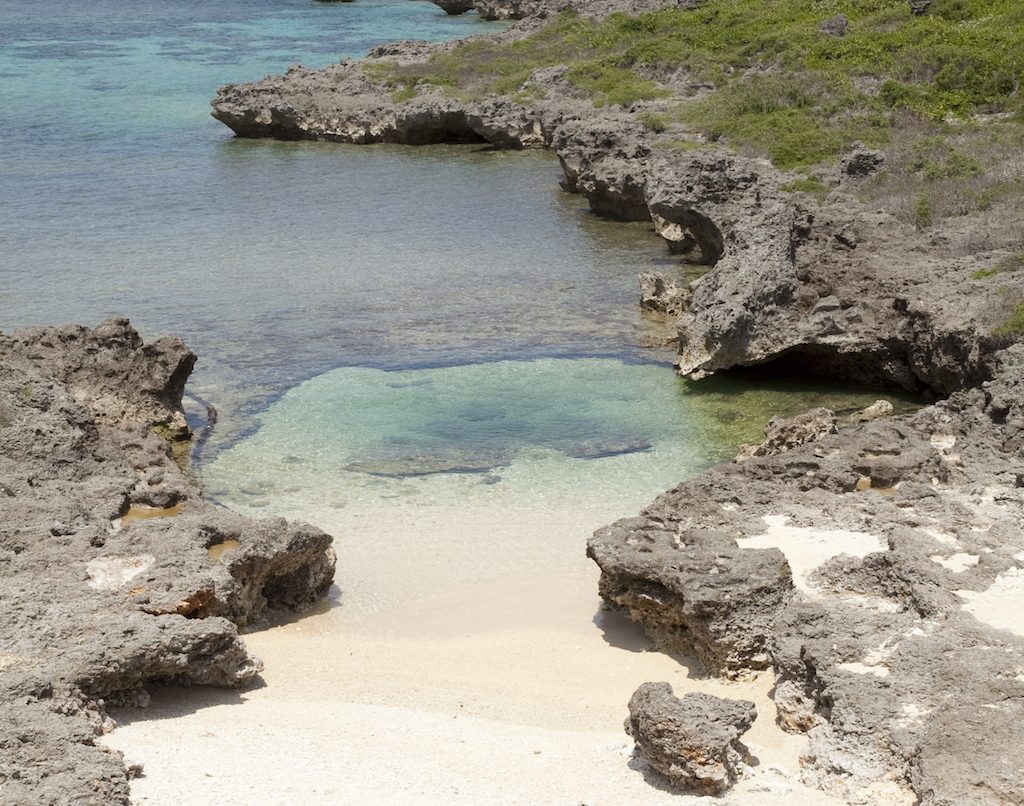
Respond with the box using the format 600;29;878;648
1;0;681;449
202;358;913;515
0;0;908;516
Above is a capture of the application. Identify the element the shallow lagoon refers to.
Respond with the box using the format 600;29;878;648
1;0;909;519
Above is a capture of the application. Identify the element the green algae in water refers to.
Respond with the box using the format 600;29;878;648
201;358;918;516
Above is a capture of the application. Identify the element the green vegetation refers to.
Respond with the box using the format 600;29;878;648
390;86;418;103
637;111;670;133
779;174;830;199
996;300;1024;336
973;253;1024;280
369;0;1024;169
913;192;934;229
909;136;981;180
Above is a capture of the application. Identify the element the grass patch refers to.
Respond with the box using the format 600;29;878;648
859;116;1024;235
973;252;1024;279
564;62;668;107
779;175;829;197
996;300;1024;336
368;1;1024;167
390;86;418;103
637;111;671;133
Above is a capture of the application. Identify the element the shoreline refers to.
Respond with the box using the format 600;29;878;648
101;505;847;805
3;1;1023;802
201;1;1024;801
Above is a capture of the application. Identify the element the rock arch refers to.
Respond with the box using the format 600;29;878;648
648;203;724;266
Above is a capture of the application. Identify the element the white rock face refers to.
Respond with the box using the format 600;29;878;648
86;555;155;591
957;568;1024;637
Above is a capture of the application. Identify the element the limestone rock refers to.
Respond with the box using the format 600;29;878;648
849;399;894;424
587;519;794;674
841;143;885;177
594;345;1024;803
431;0;475;12
735;407;838;462
473;0;565;20
639;272;689;316
554;117;652;220
0;318;195;441
626;683;756;794
0;321;337;804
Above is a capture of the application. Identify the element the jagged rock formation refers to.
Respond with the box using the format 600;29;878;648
431;0;475;14
591;344;1024;804
0;320;336;805
734;408;838;462
626;683;756;794
588;520;794;673
431;0;571;19
848;399;894;423
638;271;689;316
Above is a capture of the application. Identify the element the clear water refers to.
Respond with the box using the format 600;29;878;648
0;0;910;516
203;358;913;517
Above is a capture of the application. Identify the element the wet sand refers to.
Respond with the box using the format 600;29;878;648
102;505;844;805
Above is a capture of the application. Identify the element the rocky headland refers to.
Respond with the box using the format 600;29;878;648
0;320;335;804
208;0;1024;801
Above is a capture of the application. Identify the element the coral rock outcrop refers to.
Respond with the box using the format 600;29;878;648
0;320;336;804
626;683;756;794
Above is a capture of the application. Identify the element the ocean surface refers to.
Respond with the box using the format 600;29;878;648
0;0;908;515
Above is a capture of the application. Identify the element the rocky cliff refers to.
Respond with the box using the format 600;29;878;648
0;320;335;804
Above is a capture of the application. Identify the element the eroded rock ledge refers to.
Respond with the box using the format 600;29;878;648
0;320;336;804
591;344;1024;803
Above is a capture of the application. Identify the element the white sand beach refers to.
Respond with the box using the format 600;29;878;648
102;505;845;805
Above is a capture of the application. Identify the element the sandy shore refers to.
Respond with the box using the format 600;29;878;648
102;505;844;805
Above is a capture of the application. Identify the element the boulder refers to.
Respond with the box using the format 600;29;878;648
848;399;894;424
626;683;756;794
431;0;474;13
735;407;838;461
588;519;794;674
0;320;337;803
638;272;689;316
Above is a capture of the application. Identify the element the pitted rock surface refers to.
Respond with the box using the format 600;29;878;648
638;271;689;317
0;320;336;805
592;345;1024;804
626;683;756;794
734;407;838;462
588;519;794;674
